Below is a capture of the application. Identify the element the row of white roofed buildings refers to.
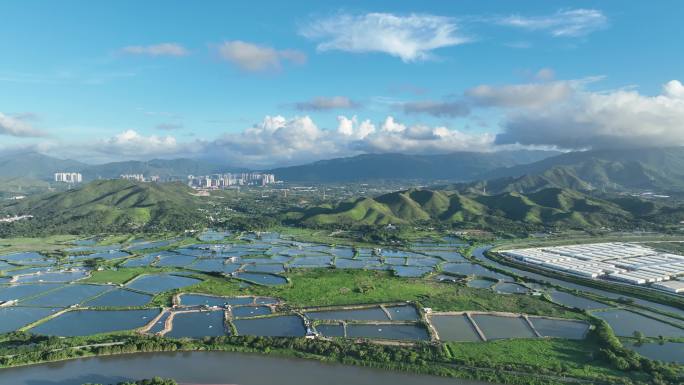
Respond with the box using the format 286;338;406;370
501;242;684;293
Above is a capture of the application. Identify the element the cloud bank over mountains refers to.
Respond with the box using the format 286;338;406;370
495;79;684;149
4;79;684;167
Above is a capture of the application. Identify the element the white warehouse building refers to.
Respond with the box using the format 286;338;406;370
501;242;684;291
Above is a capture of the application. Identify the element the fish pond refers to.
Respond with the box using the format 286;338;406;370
234;315;307;337
166;311;227;338
29;309;160;336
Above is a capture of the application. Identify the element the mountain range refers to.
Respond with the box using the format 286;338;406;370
2;178;681;236
0;152;240;181
268;150;558;182
287;187;678;231
459;147;684;195
4;147;684;195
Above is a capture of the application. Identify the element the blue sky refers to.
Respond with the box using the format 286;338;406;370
0;1;683;167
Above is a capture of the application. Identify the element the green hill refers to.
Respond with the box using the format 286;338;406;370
291;187;655;230
0;177;55;198
0;180;207;235
484;147;684;193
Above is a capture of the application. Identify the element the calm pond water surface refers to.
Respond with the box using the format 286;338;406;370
232;305;271;318
22;284;111;307
471;314;537;340
548;290;608;310
234;272;288;286
234;315;306;337
386;305;420;321
593;310;684;337
29;309;159;336
625;341;684;364
430;314;482;342
0;283;63;301
305;307;389;321
167;311;226;338
346;324;429;341
13;270;88;283
441;263;511;281
529;317;589;339
494;282;530;294
179;294;254;307
316;323;345;337
83;289;152;307
467;279;496;289
0;351;495;385
0;307;61;333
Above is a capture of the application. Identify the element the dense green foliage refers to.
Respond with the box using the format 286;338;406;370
0;177;57;199
0;180;207;236
85;377;177;385
287;187;663;231
1;330;680;385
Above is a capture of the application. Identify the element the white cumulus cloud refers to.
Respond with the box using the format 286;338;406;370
301;12;469;62
98;130;181;157
495;79;684;149
199;115;496;167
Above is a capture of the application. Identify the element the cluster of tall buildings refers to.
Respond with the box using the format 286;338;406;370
54;172;82;183
187;173;276;189
120;174;160;182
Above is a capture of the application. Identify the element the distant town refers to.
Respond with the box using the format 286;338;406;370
187;173;276;189
55;171;277;189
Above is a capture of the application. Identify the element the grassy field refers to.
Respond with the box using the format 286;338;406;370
175;268;580;318
82;267;153;284
275;226;445;247
645;241;684;254
0;235;76;254
445;338;635;381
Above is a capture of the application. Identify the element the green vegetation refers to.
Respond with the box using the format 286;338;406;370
446;339;621;380
184;269;579;318
0;234;76;254
0;180;207;236
0;177;54;199
84;267;164;285
85;378;177;385
0;328;680;385
288;187;667;232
